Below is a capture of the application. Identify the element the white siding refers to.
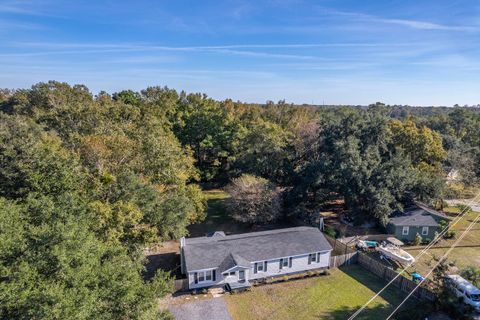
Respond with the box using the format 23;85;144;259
249;251;331;280
187;250;332;289
188;266;251;290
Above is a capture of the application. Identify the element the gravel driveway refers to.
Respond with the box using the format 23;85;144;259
446;199;480;212
169;297;232;320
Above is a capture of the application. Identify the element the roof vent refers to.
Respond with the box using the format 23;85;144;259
208;231;226;237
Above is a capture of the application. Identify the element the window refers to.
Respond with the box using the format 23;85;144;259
254;261;268;273
194;270;216;283
280;257;290;269
402;226;409;235
206;270;212;281
257;262;263;272
229;271;235;276
422;226;429;236
308;253;317;264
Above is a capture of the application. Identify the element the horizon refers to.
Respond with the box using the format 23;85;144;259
1;0;480;106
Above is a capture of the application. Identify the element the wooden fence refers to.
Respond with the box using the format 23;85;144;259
329;251;358;268
173;278;189;292
357;253;435;301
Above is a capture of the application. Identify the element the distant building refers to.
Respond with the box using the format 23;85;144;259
180;227;332;290
387;202;450;242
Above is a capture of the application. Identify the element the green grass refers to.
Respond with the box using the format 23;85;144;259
405;207;480;275
225;265;426;320
187;189;251;237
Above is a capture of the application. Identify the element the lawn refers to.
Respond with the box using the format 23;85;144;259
224;265;426;320
405;207;480;275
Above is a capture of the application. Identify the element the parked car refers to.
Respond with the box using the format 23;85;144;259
445;274;480;313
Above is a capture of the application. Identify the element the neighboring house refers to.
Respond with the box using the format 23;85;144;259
387;202;450;242
180;227;333;290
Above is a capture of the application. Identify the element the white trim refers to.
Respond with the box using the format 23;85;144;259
250;250;332;264
221;265;249;273
421;226;429;236
189;267;217;273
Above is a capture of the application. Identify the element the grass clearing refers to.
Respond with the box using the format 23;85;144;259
225;265;427;320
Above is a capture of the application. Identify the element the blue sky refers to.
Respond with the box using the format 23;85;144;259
1;0;480;105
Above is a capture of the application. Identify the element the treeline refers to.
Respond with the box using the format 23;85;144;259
0;82;479;318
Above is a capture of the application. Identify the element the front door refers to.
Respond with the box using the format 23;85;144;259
239;270;245;281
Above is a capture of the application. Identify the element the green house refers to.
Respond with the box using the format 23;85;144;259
387;203;450;242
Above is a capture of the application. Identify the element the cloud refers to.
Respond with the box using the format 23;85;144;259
321;8;477;32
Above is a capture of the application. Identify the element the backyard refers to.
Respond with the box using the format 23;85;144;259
224;265;427;320
404;206;480;275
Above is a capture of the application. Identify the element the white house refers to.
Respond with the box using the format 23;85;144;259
180;227;333;290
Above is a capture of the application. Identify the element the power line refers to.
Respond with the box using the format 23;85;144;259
386;207;480;319
348;194;480;320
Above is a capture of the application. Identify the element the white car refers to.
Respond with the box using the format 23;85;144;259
445;274;480;313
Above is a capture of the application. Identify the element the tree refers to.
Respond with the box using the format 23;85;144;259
234;119;293;183
172;93;243;182
288;107;417;225
0;196;173;320
461;266;480;287
225;174;282;224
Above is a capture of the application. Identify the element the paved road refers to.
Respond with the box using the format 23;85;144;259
169;297;232;320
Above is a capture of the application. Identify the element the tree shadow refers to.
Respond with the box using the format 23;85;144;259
143;251;181;281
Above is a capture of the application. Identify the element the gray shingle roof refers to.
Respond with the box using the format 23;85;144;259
183;227;332;271
389;203;447;227
389;212;439;227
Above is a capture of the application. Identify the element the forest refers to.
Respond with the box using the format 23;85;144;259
0;81;479;319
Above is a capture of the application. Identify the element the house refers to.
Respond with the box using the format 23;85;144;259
180;227;333;290
387;202;450;242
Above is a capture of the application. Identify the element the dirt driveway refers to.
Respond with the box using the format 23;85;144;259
169;297;232;320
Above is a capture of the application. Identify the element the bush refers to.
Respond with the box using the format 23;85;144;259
414;233;422;246
446;230;456;239
324;225;337;238
456;204;473;214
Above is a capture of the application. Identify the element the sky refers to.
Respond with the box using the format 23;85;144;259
1;0;480;106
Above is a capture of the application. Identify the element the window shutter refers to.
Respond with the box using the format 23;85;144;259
194;272;198;284
308;254;312;265
289;257;292;268
279;259;283;269
317;252;320;263
212;270;216;281
264;261;268;272
254;262;258;274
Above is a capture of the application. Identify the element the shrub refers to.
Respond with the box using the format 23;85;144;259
306;271;313;277
414;233;422;246
282;276;289;282
456;204;473;214
324;225;337;238
446;230;456;239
